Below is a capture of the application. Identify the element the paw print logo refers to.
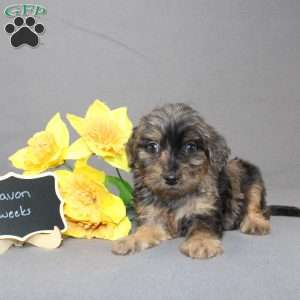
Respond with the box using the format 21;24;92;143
5;16;45;47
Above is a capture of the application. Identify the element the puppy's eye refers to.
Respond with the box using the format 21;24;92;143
145;142;160;154
182;142;198;154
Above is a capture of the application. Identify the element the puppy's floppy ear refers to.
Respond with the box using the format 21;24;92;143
126;127;138;169
206;129;230;173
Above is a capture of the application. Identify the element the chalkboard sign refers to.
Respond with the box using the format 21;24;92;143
0;172;67;241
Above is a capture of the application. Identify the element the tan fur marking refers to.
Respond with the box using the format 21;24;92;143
240;214;270;235
112;224;171;255
175;194;216;221
247;184;264;214
143;164;163;187
240;184;271;235
226;159;243;198
136;204;168;224
136;204;179;237
180;230;223;259
160;150;169;162
138;150;150;161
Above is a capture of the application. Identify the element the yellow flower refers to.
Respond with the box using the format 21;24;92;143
65;217;131;240
66;100;133;171
55;160;131;240
9;113;69;174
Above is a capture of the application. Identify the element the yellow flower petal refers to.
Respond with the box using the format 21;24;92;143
64;217;131;240
102;148;130;172
10;121;67;174
74;159;105;185
57;171;103;223
100;193;127;224
85;99;110;119
56;162;132;240
66;138;92;160
63;201;101;223
54;170;73;190
93;217;131;240
9;148;28;169
66;100;133;170
46;113;70;149
111;107;133;140
64;220;90;238
62;187;102;223
111;217;131;240
84;138;118;158
66;113;86;136
10;148;51;174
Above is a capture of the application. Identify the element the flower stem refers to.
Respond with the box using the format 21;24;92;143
115;168;124;181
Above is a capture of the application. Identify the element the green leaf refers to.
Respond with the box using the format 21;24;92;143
105;175;134;208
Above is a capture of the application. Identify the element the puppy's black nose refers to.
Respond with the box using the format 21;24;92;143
164;174;178;185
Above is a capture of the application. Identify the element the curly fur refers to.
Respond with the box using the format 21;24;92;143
112;103;275;259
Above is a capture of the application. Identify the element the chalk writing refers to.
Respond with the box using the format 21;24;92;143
0;173;66;240
0;205;31;219
0;190;31;201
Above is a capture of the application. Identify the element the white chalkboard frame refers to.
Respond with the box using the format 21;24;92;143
0;172;67;242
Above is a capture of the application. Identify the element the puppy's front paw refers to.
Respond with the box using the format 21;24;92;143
112;236;136;255
112;235;161;255
180;237;223;259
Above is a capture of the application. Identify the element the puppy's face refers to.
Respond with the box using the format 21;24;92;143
127;103;230;199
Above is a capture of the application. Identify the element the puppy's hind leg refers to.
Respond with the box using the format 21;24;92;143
240;183;271;235
112;224;171;255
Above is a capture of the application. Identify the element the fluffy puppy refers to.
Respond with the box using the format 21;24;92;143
112;103;299;259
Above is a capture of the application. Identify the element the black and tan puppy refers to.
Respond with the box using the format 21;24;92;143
112;103;300;259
